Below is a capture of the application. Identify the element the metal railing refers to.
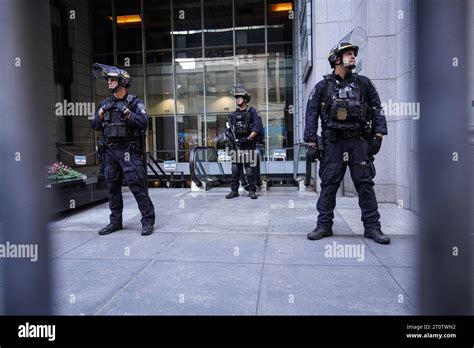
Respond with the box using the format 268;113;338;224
293;142;317;189
189;146;226;188
55;141;99;167
146;152;185;188
189;145;268;189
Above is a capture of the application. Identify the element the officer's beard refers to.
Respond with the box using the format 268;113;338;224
342;57;356;70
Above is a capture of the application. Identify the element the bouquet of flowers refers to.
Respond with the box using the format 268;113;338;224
47;162;83;181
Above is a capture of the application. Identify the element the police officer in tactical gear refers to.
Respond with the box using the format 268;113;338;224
225;87;263;200
91;63;155;236
304;35;390;244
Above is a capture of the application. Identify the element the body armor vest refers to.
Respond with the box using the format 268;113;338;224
103;95;136;143
321;74;370;132
232;108;254;137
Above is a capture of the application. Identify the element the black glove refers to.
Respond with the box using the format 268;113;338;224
306;146;318;162
100;100;115;112
367;136;383;157
115;101;131;120
238;137;250;146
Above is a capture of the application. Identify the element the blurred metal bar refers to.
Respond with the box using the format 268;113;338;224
416;0;472;314
0;0;51;314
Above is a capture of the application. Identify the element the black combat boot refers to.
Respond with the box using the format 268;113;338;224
364;228;390;244
249;191;257;199
98;223;123;235
307;227;333;240
226;191;239;199
141;225;154;236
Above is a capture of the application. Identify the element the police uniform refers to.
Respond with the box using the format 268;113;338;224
91;92;155;234
304;71;388;239
227;106;262;193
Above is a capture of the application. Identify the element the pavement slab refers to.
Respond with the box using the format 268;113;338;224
43;187;423;315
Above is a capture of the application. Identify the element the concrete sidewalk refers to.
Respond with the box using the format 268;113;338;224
48;187;420;315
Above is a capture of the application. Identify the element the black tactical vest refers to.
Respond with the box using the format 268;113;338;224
231;107;254;137
103;95;137;143
321;74;370;131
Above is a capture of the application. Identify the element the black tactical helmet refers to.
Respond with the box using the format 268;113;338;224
92;63;132;89
328;42;359;68
233;86;251;103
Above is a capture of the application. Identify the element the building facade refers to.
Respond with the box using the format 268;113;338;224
45;0;473;209
90;0;294;167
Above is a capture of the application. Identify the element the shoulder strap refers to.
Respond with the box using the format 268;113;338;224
323;75;336;100
246;107;255;126
352;75;367;103
126;94;140;110
102;96;114;105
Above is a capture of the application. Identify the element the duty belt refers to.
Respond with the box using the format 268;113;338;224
106;141;136;150
337;129;364;139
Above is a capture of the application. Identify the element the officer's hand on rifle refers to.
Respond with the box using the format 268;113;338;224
99;100;115;119
115;101;131;119
238;137;250;146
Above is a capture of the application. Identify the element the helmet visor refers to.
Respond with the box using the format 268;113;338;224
92;63;121;80
338;26;367;50
335;26;367;72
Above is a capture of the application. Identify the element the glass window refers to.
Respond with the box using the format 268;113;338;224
235;45;265;55
175;48;202;59
115;0;142;53
267;53;293;158
90;0;113;55
146;62;174;116
150;116;176;161
267;111;287;155
146;51;172;64
206;114;229;149
93;54;114;66
267;54;293;111
177;115;200;162
259;111;268;158
117;52;143;67
236;55;267;112
268;42;293;55
234;0;265;45
146;48;175;161
205;58;234;114
205;47;234;58
204;0;232;48
267;0;293;43
175;57;204;115
173;0;202;49
144;0;172;51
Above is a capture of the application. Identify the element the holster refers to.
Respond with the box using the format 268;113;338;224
316;135;324;159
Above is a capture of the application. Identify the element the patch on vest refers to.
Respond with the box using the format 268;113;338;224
137;103;146;114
